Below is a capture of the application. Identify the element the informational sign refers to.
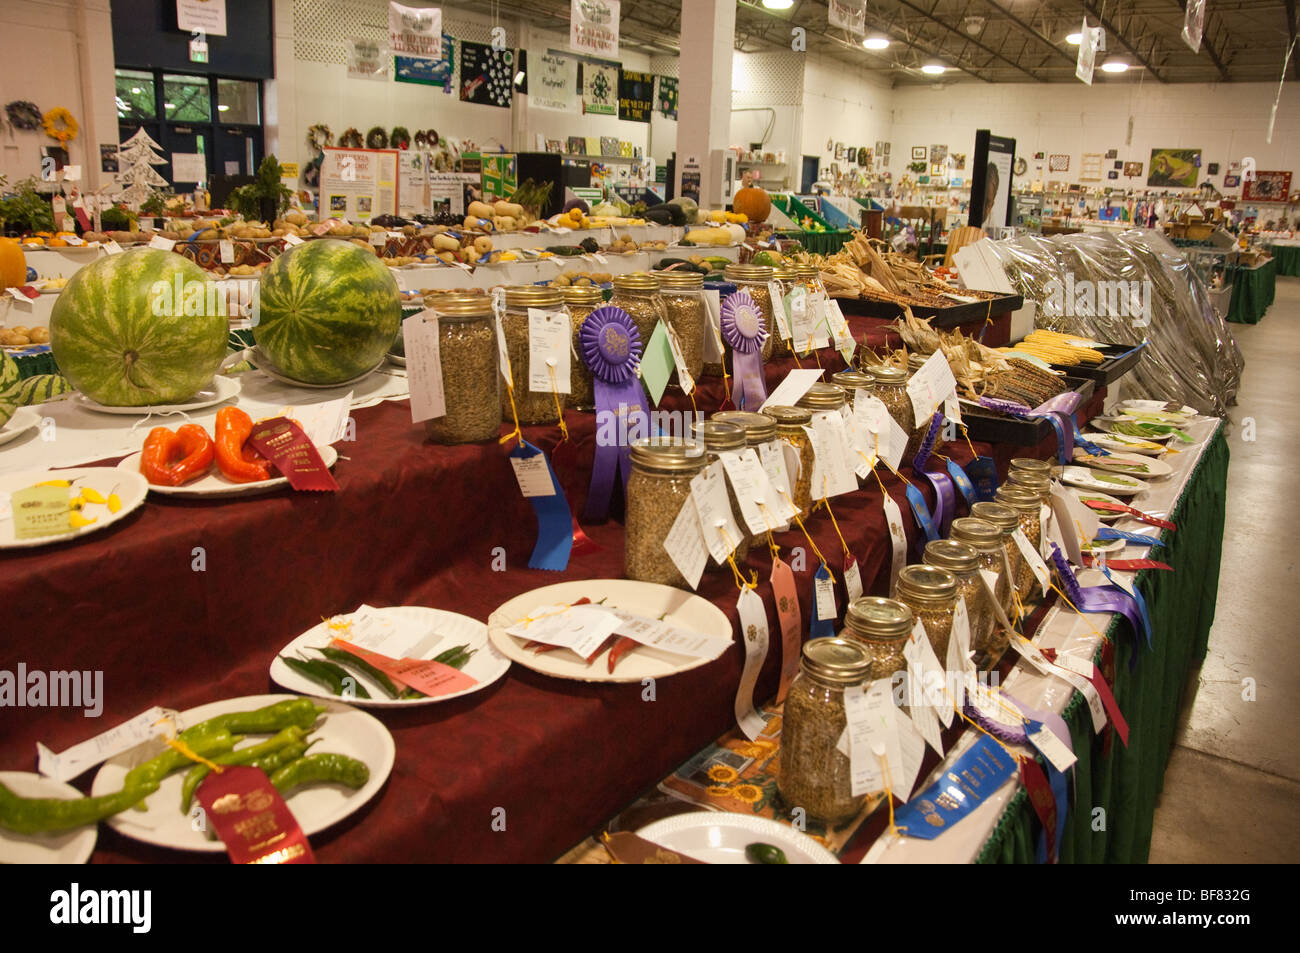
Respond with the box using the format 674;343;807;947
969;130;1016;229
176;0;226;36
657;76;678;119
398;151;427;217
389;2;442;59
171;152;206;184
681;154;701;204
395;34;454;87
428;172;480;216
1075;19;1102;85
580;60;619;115
320;147;398;221
571;0;619;58
347;37;389;81
618;70;654;122
828;0;865;34
531;49;577;112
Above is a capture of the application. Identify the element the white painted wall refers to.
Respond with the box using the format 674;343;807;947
800;54;894;183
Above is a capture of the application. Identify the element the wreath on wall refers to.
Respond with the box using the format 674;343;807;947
338;127;363;148
5;101;42;131
365;126;388;149
390;126;411;150
42;107;78;145
306;123;333;154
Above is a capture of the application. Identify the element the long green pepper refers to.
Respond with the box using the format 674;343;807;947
180;726;310;813
0;780;161;836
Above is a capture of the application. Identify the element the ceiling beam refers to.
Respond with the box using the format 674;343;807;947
1174;1;1231;80
1079;1;1168;82
886;0;1049;80
977;0;1078;66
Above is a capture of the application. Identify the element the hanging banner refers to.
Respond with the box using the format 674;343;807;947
320;147;399;221
389;2;443;60
1181;0;1206;53
618;69;654;122
657;76;678;119
828;0;865;35
176;0;227;36
1075;20;1102;85
530;49;578;112
460;42;515;108
347;37;390;82
581;60;619;116
395;34;454;87
571;0;619;58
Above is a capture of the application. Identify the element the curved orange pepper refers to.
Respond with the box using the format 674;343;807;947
214;407;272;483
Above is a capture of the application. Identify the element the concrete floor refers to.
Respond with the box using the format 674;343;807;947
1147;275;1300;864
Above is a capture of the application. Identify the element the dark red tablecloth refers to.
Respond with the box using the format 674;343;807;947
1;308;1088;863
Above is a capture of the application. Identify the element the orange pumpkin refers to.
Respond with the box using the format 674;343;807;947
0;239;27;289
733;186;771;224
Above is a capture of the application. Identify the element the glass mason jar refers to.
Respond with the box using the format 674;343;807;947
798;264;833;358
1006;469;1052;503
724;263;776;361
893;564;958;662
423;295;503;445
500;286;567;425
768;265;797;358
796;382;848;415
654;270;706;384
949;516;1012;655
689;419;752;570
761;405;815;518
995;485;1043;550
778;637;875;824
831;369;874;411
840;596;913;682
625;437;708;587
923;539;996;662
700;280;736;378
562;285;601;411
907;352;929;376
869;365;922;462
711;409;777;449
1009;457;1053;481
971;501;1032;612
610;272;667;352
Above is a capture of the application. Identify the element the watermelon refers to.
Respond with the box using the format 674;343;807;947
253;240;401;385
49;249;227;406
0;350;70;426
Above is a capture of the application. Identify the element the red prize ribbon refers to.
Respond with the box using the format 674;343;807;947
1083;556;1173;571
245;417;339;491
1081;499;1176;530
194;766;316;864
1019;756;1059;863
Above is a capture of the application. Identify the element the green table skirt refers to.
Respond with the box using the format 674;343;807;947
8;346;58;379
776;230;851;255
1272;245;1300;277
977;424;1228;864
1225;260;1276;324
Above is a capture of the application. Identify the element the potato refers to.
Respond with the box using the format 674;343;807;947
29;327;50;343
285;210;308;226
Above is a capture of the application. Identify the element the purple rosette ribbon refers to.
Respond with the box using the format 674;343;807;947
977;391;1082;465
580;306;646;521
1049;543;1148;654
720;290;768;411
918;468;956;537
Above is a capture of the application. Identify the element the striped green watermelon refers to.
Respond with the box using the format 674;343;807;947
0;350;70;426
253;240;401;385
49;249;227;405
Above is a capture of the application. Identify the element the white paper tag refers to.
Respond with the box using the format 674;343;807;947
510;454;557;497
1040;503;1053;560
664;498;709;590
37;706;173;783
814;572;836;621
903;619;953;729
1013;528;1051;596
1053;652;1096;678
948;595;974;678
62;234;85;246
807;292;832;349
147;235;176;251
282;232;304;246
906;351;957;428
1106;570;1137;596
720;449;784;535
1051;486;1099;565
1028;725;1078;773
663;321;695;394
603;608;733;660
277;393;353;447
966;675;1025;729
493;312;513;385
734;587;770;740
891;708;928;800
844;559;864;603
691;462;744;563
768;281;792;340
404;311;446;423
806;415;857;499
758;440;794;518
883;494;908;591
219;239;235;264
105;240;124;255
528;308;571;394
701;289;724;363
369;230;386;246
827;299;856;363
760;368;823;411
979;568;1015;635
845;679;903;796
505;604;621;659
944;393;962;426
787;287;816;350
345;604;441;659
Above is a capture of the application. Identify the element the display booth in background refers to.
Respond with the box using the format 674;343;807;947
969;130;1016;230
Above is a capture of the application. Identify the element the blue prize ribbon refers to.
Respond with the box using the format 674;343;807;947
946;458;977;507
1024;722;1070;865
810;562;836;638
1102;566;1154;651
895;735;1018;840
1073;419;1110;456
904;482;940;543
965;456;999;502
509;439;574;571
1094;527;1164;548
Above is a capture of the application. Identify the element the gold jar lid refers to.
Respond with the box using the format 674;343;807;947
971;501;1019;534
907;353;929;372
896;564;958;606
800;637;873;685
831;369;873;392
612;272;660;292
796;382;847;410
629;437;707;472
504;285;564;308
949;517;1003;552
844;597;913;641
923;539;980;574
795;265;820;279
724;263;775;281
689;419;746;451
1010;457;1052;475
771;265;797;280
432;295;493;320
562;285;604;305
995;485;1041;514
761;405;813;429
712;410;777;445
654;270;704;290
871;365;907;385
1007;470;1051;495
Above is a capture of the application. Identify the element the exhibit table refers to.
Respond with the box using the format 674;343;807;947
1225;258;1276;324
1266;240;1300;277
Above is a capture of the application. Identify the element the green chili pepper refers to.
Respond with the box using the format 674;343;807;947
180;698;324;740
745;842;789;864
280;656;372;699
246;739;315;776
0;779;160;835
270;753;370;795
434;644;470;664
122;728;240;792
180;726;310;813
314;646;401;698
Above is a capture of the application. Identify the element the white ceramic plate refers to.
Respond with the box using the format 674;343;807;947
270;606;509;708
116;444;339;499
1080;536;1126;555
73;375;241;416
0;771;97;864
93;694;394;853
387;354;407;367
1060;465;1148;497
1070;489;1130;521
487;579;733;683
1071;449;1172;480
1118;408;1193;428
252;346;380;390
0;467;147;549
1120;399;1197;417
636;812;840;865
1090;417;1175;442
1082;431;1168;456
0;406;40;448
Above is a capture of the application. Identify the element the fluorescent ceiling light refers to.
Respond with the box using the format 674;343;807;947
762;0;794;9
1066;33;1082;45
863;36;890;50
921;63;946;74
218;104;230;111
1100;59;1129;73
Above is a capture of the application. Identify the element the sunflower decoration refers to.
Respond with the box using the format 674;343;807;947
42;107;78;145
732;784;763;804
338;127;363;148
365;126;388;149
6;101;42;131
706;764;739;784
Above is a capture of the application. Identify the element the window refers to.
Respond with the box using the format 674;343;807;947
216;79;260;125
114;69;155;121
163;74;211;122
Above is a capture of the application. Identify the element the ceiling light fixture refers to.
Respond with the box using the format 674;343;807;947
761;0;794;9
862;36;890;50
218;104;230;111
921;63;946;74
1100;59;1129;73
1066;33;1082;45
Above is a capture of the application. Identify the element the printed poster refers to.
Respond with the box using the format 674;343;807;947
581;60;619;116
658;76;678;119
618;70;653;122
347;37;389;82
176;0;227;36
571;0;619;58
320;147;398;221
460;42;515;108
389;2;442;59
530;49;577;112
396;34;454;87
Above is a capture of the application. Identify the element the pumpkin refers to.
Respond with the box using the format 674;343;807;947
733;186;771;224
0;239;27;289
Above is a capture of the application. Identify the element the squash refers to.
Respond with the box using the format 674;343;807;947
732;186;771;224
468;201;497;219
0;239;27;288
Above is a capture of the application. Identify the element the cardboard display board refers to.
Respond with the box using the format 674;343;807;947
969;130;1016;229
320;147;399;221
